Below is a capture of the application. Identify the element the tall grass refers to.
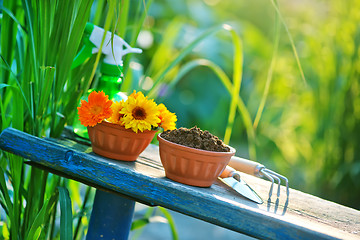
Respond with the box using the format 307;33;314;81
0;0;182;238
0;0;95;237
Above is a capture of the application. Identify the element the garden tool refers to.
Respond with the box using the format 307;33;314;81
219;166;263;204
228;156;289;201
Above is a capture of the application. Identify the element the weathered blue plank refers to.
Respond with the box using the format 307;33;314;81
0;128;359;240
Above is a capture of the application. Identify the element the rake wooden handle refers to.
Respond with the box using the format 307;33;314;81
219;165;236;178
228;156;264;176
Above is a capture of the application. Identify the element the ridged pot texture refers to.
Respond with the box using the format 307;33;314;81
88;121;157;161
157;134;235;187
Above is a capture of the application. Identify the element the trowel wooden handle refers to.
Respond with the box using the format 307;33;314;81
219;165;236;178
228;156;264;176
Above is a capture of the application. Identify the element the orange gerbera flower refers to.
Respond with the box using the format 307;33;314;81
77;91;113;127
157;103;177;131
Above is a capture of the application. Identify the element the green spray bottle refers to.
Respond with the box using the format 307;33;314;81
72;22;142;137
72;22;142;100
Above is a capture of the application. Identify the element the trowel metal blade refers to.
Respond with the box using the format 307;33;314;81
220;177;263;204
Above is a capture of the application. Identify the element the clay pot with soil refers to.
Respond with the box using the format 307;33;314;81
157;126;236;187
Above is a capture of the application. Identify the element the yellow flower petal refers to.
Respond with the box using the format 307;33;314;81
158;103;177;131
120;90;160;132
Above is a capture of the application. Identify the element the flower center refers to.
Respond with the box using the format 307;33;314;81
118;112;124;122
132;107;146;120
90;105;103;115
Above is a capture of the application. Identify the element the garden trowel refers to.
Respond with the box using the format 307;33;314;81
219;166;263;204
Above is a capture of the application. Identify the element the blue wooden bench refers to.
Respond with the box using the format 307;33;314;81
0;127;359;240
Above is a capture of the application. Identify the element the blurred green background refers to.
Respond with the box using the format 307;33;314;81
135;0;360;210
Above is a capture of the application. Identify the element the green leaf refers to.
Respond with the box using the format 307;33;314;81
253;10;281;130
270;0;306;85
37;66;55;117
131;218;150;231
0;0;18;86
147;24;228;98
0;6;27;33
73;186;92;240
117;0;129;38
0;167;14;222
158;207;178;240
130;207;155;240
25;191;58;240
223;26;243;146
0;84;10;90
58;186;73;240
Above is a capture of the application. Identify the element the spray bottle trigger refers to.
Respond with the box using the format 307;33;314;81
71;39;96;69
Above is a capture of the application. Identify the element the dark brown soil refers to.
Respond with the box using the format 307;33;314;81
160;126;230;152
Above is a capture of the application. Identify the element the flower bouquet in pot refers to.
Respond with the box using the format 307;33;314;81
77;90;177;161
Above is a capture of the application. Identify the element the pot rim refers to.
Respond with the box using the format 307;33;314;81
157;133;236;156
89;120;158;133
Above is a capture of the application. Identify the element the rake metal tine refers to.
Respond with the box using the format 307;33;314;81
263;168;289;197
260;169;275;200
264;172;281;198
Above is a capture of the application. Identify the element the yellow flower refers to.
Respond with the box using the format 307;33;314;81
107;100;125;125
120;91;161;133
157;103;177;131
128;90;142;99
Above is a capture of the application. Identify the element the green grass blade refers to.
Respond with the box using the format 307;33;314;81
270;0;307;85
0;0;18;86
253;11;280;130
86;0;116;92
8;154;24;238
0;80;34;130
0;6;26;32
92;0;106;25
146;24;227;97
131;218;150;231
21;168;47;238
0;168;17;239
50;0;94;137
12;82;24;132
117;0;129;38
0;84;10;90
0;167;14;223
223;26;243;145
25;191;58;240
22;0;39;135
73;186;92;240
58;186;73;240
0;85;10;129
122;0;153;78
37;66;55;118
0;55;33;129
130;0;153;47
158;207;178;240
165;58;257;159
131;207;155;240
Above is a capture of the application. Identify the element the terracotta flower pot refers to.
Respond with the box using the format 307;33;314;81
157;134;236;187
88;121;157;161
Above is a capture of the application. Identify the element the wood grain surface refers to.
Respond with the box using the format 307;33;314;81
0;128;359;240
